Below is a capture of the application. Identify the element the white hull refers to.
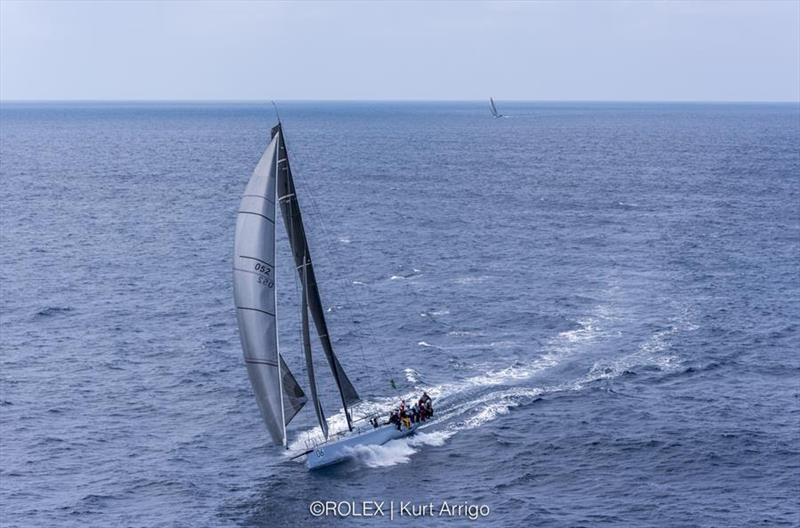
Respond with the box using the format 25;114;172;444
306;423;417;470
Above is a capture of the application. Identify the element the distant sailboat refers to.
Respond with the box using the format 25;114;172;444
489;97;504;118
233;121;420;470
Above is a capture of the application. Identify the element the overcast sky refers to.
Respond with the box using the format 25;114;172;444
1;0;798;101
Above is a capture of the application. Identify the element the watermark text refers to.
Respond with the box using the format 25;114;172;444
309;500;490;521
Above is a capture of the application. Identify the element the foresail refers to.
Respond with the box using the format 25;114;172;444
272;125;361;413
490;98;499;117
234;134;306;446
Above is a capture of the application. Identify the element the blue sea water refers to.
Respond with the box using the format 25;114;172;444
1;101;798;527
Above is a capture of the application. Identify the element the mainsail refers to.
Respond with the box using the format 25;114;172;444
233;132;307;446
273;124;360;430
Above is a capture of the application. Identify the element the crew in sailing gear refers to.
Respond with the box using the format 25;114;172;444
401;414;411;429
399;405;411;429
418;399;427;421
420;392;433;418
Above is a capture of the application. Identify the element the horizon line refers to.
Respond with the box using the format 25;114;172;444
1;98;799;105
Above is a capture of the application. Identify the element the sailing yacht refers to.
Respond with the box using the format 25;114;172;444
233;122;418;470
489;97;504;118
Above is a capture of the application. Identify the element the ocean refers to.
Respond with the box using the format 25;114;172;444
1;101;798;527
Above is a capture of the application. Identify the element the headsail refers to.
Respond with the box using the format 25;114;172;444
272;124;360;428
234;132;307;446
489;97;499;117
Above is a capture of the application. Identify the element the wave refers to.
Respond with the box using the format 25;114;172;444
452;275;490;285
416;340;516;352
34;306;74;317
404;368;421;383
447;330;484;337
390;270;422;281
420;309;450;317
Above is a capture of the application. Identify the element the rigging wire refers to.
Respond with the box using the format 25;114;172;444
280;126;379;397
276;107;400;400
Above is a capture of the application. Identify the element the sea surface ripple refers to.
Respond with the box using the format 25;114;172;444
1;102;798;527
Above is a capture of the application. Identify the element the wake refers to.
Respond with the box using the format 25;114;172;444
287;302;695;468
343;431;455;468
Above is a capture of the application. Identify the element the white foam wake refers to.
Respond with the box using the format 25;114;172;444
287;311;610;455
287;301;695;467
425;314;607;400
584;319;694;383
344;431;455;468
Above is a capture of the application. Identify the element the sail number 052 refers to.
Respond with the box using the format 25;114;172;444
254;262;273;288
254;262;271;274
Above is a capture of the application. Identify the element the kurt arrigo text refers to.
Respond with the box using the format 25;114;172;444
309;500;491;521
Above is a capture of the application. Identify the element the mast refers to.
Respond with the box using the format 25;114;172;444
274;138;288;449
